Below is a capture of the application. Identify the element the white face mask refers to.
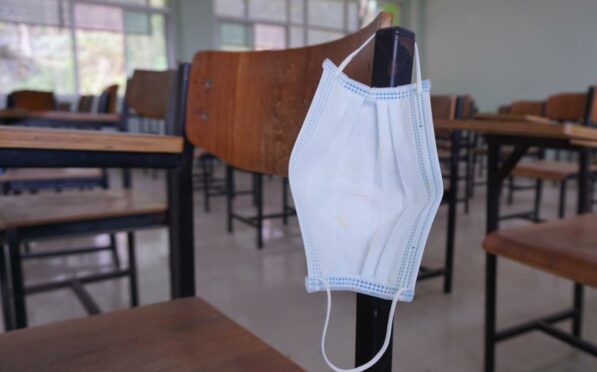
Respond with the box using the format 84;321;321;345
289;34;443;371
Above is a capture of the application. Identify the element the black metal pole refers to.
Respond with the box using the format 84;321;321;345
167;64;196;298
484;139;501;372
354;26;415;371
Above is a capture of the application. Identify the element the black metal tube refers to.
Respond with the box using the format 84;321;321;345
444;128;461;293
167;63;196;299
355;26;415;372
484;139;501;372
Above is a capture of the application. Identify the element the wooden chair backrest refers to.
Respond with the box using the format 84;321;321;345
588;86;597;125
458;95;476;119
77;95;94;113
185;13;393;177
509;100;545;116
431;95;457;120
7;90;56;111
97;85;119;114
544;92;587;122
126;70;177;120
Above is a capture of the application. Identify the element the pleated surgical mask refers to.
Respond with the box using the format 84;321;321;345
289;33;443;371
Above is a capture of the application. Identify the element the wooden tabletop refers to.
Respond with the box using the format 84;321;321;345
0;298;304;372
473;113;555;124
435;119;597;143
0;125;183;153
0;109;120;124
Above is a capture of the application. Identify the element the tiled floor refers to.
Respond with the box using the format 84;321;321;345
2;168;596;372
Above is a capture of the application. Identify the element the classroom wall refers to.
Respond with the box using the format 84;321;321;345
423;0;597;112
172;0;215;63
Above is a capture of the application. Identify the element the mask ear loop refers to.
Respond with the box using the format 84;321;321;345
413;42;422;94
335;33;377;77
319;279;407;372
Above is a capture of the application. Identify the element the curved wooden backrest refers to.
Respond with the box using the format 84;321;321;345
186;13;393;177
126;70;177;120
7;90;56;111
97;84;119;114
509;100;545;116
431;95;457;120
545;92;587;122
458;95;476;119
589;86;597;124
77;95;94;113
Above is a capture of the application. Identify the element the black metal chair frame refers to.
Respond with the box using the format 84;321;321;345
484;135;596;372
0;65;195;332
226;166;295;249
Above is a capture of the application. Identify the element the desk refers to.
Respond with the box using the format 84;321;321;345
0;109;121;130
0;298;303;372
436;118;597;372
0;125;194;329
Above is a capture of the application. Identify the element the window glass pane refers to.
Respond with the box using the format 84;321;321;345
308;0;343;28
290;0;304;24
254;23;285;50
219;22;249;50
0;0;69;27
76;28;125;94
215;0;245;18
125;13;167;74
75;3;123;32
0;21;75;94
289;26;304;48
307;29;343;45
249;0;286;22
347;1;359;31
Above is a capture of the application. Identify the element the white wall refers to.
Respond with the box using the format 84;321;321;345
173;0;215;63
423;0;597;111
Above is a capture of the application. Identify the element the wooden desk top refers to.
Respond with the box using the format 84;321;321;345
0;125;183;153
0;298;304;372
435;119;597;144
0;109;120;124
474;113;555;124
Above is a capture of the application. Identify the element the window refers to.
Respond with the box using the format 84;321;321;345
214;0;369;51
0;0;173;95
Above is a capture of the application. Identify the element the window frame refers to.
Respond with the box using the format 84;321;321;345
0;0;175;95
214;0;361;50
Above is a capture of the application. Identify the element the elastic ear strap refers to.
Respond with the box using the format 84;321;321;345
335;33;377;76
319;280;406;372
414;42;422;93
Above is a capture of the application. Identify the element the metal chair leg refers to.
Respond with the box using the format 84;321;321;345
0;238;14;331
108;233;120;269
572;283;584;337
226;165;234;233
533;179;543;222
127;232;139;307
558;179;567;219
255;174;264;249
7;230;27;329
282;178;289;225
202;156;211;213
485;253;497;372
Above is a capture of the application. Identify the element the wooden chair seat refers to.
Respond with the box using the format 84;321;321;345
0;168;103;183
0;190;165;230
512;160;597;181
483;213;597;287
0;298;303;371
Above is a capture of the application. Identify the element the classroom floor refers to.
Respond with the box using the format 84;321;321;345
2;168;596;372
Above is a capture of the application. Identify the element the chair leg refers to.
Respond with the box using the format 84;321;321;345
127;232;139;308
108;233;120;269
282;178;289;225
572;283;584;337
255;174;264;249
226;166;234;233
7;230;27;329
533;179;543;222
507;176;514;205
0;239;14;331
558;179;567;219
202;157;211;213
484;253;497;372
